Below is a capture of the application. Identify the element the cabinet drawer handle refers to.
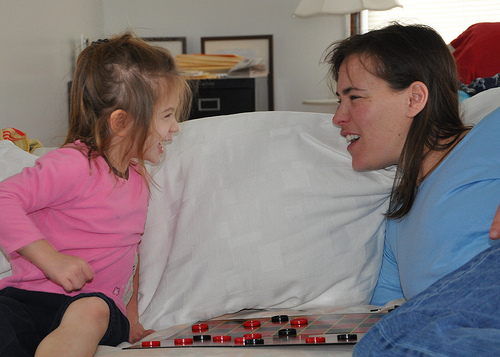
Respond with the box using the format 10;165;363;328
198;98;221;112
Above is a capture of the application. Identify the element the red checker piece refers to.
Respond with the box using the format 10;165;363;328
244;333;262;339
290;318;308;326
174;338;193;346
235;337;246;344
243;320;261;328
306;336;326;344
213;335;232;343
141;340;161;347
191;323;209;332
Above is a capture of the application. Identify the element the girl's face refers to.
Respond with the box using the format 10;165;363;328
333;55;414;172
143;88;181;164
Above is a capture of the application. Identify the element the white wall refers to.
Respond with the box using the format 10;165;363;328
0;0;345;147
0;0;104;147
102;0;344;115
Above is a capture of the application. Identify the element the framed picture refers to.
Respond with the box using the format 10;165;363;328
142;37;187;57
201;35;274;110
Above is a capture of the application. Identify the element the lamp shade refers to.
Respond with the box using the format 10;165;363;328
293;0;402;17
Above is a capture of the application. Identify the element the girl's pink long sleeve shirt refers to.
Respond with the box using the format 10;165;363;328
0;143;149;314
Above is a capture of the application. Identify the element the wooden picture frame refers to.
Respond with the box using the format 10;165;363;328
142;37;187;57
201;35;274;110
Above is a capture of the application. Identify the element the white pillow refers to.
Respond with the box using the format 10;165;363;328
138;111;396;330
461;87;500;125
0;140;37;279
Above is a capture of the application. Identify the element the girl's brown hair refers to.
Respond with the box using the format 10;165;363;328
325;23;470;219
65;33;191;183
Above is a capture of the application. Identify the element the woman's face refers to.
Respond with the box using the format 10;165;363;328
333;55;414;172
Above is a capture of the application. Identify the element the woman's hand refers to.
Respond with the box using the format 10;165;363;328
490;204;500;240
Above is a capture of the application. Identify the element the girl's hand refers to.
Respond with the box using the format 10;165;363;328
125;254;155;343
128;321;155;344
42;251;94;292
17;239;94;292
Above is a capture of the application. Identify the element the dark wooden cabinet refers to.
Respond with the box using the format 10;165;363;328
189;77;269;119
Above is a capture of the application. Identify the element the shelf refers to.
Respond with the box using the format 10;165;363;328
302;99;339;105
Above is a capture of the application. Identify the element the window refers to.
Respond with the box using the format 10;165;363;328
366;0;500;43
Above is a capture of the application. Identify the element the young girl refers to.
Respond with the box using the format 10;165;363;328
326;23;500;355
0;33;191;357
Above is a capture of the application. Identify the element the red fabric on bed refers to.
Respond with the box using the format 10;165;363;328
450;22;500;84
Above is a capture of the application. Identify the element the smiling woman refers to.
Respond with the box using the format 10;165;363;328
333;54;417;172
326;22;465;219
325;22;500;356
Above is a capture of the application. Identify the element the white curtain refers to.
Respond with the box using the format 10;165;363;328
367;0;500;42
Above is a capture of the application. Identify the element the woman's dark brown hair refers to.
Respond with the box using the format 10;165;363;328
325;23;470;219
65;33;191;183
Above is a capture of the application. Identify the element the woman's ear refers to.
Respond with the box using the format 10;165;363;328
406;81;429;118
109;109;130;137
